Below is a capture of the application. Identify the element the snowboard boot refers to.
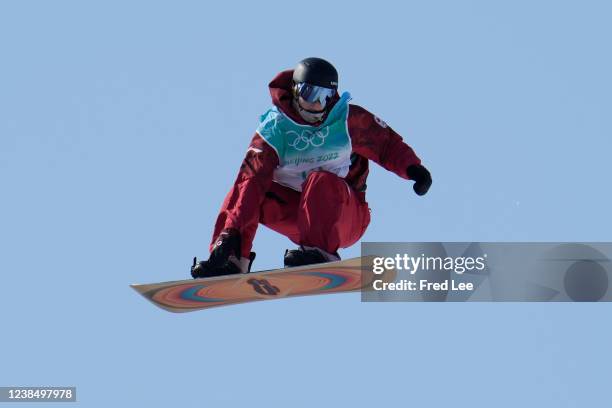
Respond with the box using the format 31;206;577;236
191;252;256;278
284;246;340;268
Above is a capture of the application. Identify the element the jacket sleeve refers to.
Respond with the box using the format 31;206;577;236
348;104;422;180
210;133;279;257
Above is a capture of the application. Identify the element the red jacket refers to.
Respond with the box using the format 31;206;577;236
211;70;423;256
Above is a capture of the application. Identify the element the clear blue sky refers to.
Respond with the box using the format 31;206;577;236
1;1;611;406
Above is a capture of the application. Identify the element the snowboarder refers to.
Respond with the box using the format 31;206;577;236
191;57;432;278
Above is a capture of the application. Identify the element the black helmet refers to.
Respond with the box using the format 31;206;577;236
292;57;338;89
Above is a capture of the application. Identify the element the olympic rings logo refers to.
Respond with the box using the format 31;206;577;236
286;127;330;151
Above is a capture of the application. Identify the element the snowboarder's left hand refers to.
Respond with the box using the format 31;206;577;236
407;164;432;196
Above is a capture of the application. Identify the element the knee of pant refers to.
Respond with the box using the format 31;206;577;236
302;171;345;203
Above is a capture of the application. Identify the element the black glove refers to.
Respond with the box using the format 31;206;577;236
407;164;432;196
191;229;242;278
208;229;241;267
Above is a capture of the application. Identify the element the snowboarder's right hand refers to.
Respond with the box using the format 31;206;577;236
208;228;242;267
191;229;243;279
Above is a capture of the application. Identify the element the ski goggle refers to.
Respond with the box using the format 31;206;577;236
295;82;336;108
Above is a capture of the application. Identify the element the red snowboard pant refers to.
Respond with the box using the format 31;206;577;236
260;171;370;254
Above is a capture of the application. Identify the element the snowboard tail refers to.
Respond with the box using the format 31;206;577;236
131;256;389;312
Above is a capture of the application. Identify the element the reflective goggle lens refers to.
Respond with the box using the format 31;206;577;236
296;83;335;107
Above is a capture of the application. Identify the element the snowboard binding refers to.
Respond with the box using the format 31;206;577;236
284;246;340;267
191;252;256;279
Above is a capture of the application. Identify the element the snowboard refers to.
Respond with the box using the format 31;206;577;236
131;256;391;312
